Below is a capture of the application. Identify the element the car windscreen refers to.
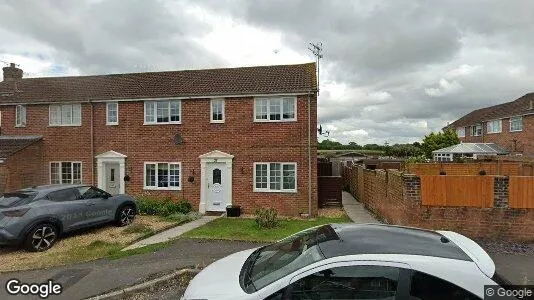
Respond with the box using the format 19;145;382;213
0;192;37;208
240;224;340;293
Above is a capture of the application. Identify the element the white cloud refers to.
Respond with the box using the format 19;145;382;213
425;78;463;97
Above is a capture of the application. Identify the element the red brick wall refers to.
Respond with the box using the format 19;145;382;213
458;115;534;156
343;165;534;242
4;141;45;191
0;165;7;193
0;95;318;216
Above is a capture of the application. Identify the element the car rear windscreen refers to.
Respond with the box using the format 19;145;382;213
0;192;37;207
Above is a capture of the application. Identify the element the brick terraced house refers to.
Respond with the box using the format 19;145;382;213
448;93;534;157
0;62;318;216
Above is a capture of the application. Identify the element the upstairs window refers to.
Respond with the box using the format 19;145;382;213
15;105;26;127
106;102;118;125
49;104;82;126
211;99;225;123
471;124;482;136
254;97;296;122
510;116;523;132
144;100;181;124
487;119;502;134
455;127;465;137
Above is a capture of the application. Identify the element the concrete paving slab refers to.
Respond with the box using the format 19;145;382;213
122;216;219;251
342;191;380;223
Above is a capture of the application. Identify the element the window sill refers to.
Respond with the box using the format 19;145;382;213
510;129;523;132
254;119;297;123
253;189;297;193
14;125;26;128
486;132;501;134
48;124;82;127
143;187;181;191
210;120;225;124
143;122;182;125
106;122;119;126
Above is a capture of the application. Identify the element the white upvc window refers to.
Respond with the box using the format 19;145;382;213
254;162;297;192
106;102;118;125
210;99;225;123
471;124;482;136
144;162;181;190
144;100;181;124
487;119;502;134
254;97;296;122
456;127;465;138
49;104;82;126
50;162;82;184
15;105;26;127
510;116;523;132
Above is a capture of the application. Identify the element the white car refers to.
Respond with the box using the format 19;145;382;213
182;223;509;300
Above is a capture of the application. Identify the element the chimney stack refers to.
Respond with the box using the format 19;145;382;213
2;63;23;82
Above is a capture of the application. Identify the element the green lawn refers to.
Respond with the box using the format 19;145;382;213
183;215;352;242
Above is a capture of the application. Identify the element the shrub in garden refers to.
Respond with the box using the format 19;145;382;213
255;207;279;229
136;193;192;217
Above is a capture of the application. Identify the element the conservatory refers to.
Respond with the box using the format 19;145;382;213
432;143;509;162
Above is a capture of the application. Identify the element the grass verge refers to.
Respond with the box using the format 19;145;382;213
183;214;351;242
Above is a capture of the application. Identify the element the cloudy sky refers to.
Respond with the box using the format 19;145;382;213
1;0;534;145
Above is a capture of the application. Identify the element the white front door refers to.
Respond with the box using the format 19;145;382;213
206;162;227;211
105;163;120;195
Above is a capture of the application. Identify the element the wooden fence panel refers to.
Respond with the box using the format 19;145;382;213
421;176;494;207
509;177;534;208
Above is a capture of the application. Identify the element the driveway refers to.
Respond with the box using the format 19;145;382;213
0;238;266;300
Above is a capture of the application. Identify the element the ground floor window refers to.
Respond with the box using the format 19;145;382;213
50;162;82;184
144;162;181;190
254;162;296;192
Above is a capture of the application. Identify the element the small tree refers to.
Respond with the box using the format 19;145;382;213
421;128;460;159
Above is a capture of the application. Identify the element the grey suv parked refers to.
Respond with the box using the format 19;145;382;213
0;184;137;251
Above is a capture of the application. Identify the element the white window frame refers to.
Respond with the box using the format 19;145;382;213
49;104;82;126
254;97;297;122
471;124;482;136
144;100;181;125
253;162;297;193
510;116;523;132
455;127;465;138
210;98;225;123
143;162;182;190
487;119;502;134
15;105;26;127
106;102;119;125
49;161;82;184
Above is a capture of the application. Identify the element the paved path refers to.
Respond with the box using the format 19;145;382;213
0;239;266;300
342;191;379;223
123;216;219;251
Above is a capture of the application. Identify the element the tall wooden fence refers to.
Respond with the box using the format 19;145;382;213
406;162;524;176
420;176;494;207
509;177;534;208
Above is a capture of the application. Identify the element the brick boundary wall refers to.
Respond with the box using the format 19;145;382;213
342;165;534;243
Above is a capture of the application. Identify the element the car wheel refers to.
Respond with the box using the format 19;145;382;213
24;223;58;252
116;205;136;227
